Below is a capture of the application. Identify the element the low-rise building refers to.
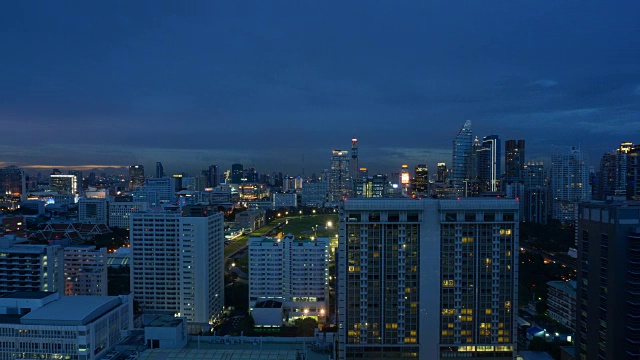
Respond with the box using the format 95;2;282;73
547;280;577;331
0;291;133;360
237;209;266;232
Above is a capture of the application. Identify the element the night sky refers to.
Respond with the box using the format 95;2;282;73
1;2;639;176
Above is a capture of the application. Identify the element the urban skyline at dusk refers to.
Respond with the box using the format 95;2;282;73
2;2;639;175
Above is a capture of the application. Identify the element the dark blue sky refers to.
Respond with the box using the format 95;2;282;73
1;1;639;176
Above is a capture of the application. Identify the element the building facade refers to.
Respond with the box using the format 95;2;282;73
128;165;145;191
78;198;109;224
130;206;224;324
0;292;133;360
546;280;576;331
249;235;329;321
0;243;65;295
337;198;518;359
505;139;525;180
64;245;108;296
330;150;351;202
451;120;473;190
551;147;591;223
576;201;640;360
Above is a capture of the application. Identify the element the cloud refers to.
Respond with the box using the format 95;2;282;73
634;85;640;95
530;79;559;88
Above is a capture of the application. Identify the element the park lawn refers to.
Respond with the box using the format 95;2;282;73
224;219;286;258
280;214;338;239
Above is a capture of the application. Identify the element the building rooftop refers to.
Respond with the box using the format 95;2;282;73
547;280;577;297
147;316;184;328
20;296;122;326
0;291;55;299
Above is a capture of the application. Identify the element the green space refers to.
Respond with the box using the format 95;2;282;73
224;219;285;258
279;214;338;239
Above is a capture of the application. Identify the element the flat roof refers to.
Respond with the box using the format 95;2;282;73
21;296;122;326
148;316;183;327
0;291;55;299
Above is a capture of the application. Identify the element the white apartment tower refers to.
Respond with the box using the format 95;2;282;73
338;198;518;360
64;245;108;296
130;206;224;324
249;234;329;320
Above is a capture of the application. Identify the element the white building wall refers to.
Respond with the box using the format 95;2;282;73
108;201;148;229
64;246;108;296
78;198;109;224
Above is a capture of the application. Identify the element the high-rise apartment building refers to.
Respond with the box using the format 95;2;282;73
0;242;65;295
128;165;145;191
249;235;329;321
108;201;148;229
337;198;518;359
132;177;174;206
551;147;591;223
594;142;633;200
451;120;473;189
130;206;224;324
330;150;351;202
64;245;108;296
0;165;25;200
231;163;244;184
576;201;640;360
505;140;525;180
628;144;640;200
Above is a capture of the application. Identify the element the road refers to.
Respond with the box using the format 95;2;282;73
519;244;576;269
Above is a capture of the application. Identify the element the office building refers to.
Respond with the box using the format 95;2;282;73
505;140;525;180
576;201;640;360
551;147;591;223
249;235;329;321
546;280;576;331
413;164;429;195
351;137;359;191
330;150;351;202
451;120;473;189
130;206;224;324
476;135;501;192
0;292;133;360
0;242;64;295
64;245;108;296
0;165;25;200
273;192;297;208
129;165;145;191
301;180;328;207
208;164;219;188
231;163;244;184
78;197;108;224
50;174;78;195
108;200;148;229
437;162;448;183
156;161;164;178
133;178;174;206
337;198;518;359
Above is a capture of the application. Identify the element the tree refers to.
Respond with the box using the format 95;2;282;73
294;317;318;336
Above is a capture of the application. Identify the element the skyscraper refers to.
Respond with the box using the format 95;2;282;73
551;147;591;223
337;198;518;359
231;163;244;184
476;135;501;192
504;140;525;180
521;162;549;224
329;150;350;202
451;120;473;189
128;165;145;191
156;161;164;178
208;165;219;188
437;162;448;183
594;142;632;200
351;137;359;193
576;201;640;360
413;164;429;195
130;206;224;325
0;165;25;200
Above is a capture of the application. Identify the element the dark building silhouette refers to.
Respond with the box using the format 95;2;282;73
231;164;243;184
128;165;145;191
505;140;525;180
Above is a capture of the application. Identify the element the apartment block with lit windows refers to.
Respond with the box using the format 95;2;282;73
337;198;518;359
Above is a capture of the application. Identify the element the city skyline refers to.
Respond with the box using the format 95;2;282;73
1;2;639;175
